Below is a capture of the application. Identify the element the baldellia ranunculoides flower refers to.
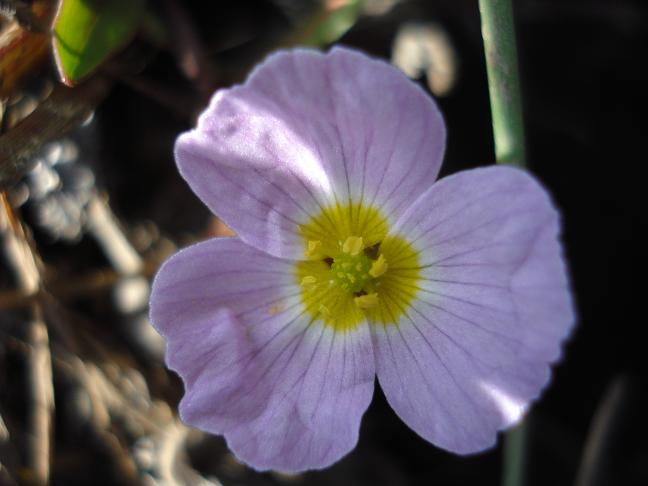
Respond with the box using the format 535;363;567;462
150;47;574;472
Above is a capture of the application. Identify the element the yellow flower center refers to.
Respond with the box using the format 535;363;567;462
296;202;421;331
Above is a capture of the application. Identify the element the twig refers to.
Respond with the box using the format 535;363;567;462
163;0;218;97
574;376;631;486
0;76;112;187
0;259;162;311
85;193;168;359
0;193;169;312
0;412;21;486
85;194;153;316
86;195;142;275
53;353;140;482
52;347;220;486
0;0;50;32
0;192;53;486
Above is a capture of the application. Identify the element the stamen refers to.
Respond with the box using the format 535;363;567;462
355;293;379;309
304;240;322;258
300;275;317;291
369;254;388;278
342;236;364;256
318;304;332;318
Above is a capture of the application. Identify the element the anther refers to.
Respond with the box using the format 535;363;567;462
355;293;379;309
342;236;364;256
318;304;332;318
304;240;322;258
369;254;388;278
300;275;317;291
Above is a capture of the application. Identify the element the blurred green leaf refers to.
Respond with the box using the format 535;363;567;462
53;0;145;85
301;0;363;47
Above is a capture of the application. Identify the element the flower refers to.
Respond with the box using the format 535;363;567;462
150;47;574;473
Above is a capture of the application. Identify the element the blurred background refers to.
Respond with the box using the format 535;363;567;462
0;0;646;485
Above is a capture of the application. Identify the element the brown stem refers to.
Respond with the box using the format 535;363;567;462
0;259;161;311
0;193;53;486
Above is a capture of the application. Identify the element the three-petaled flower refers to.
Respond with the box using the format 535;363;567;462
150;47;574;472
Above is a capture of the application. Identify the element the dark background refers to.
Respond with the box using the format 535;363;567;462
1;1;647;485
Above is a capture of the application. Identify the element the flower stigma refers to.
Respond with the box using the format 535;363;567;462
331;237;373;293
296;202;421;330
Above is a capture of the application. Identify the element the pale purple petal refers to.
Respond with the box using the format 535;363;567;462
221;323;375;472
149;237;374;472
319;47;446;221
372;166;575;454
150;237;296;343
175;47;445;258
150;237;299;423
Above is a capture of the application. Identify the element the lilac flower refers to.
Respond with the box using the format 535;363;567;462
150;47;574;472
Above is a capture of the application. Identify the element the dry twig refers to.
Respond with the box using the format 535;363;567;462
0;192;54;485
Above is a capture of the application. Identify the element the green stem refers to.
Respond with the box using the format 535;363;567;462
479;0;526;167
478;1;529;485
502;422;528;486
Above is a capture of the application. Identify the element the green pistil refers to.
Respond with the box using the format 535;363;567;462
330;252;372;293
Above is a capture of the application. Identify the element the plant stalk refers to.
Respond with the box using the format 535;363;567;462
479;0;526;167
479;1;529;485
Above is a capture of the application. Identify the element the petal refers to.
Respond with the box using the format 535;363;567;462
320;47;446;221
372;166;575;454
175;47;445;259
150;237;297;422
150;237;296;344
149;238;375;472
222;323;375;472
